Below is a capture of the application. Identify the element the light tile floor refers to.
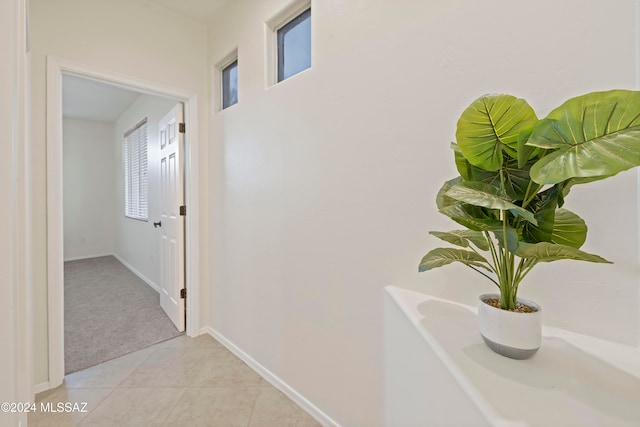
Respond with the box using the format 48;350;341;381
28;334;322;427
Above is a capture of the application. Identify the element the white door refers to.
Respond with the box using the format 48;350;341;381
159;103;185;331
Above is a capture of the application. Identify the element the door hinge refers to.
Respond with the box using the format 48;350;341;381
179;205;186;216
180;288;186;299
179;123;186;133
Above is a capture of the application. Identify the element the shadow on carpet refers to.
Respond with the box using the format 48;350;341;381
64;255;182;374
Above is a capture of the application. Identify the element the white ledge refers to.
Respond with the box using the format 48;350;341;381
385;286;640;427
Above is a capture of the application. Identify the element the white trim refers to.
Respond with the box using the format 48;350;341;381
46;56;201;390
63;253;114;262
265;0;311;33
112;253;160;293
202;326;340;427
33;382;50;395
46;55;65;390
183;95;201;339
11;0;33;417
62;253;161;293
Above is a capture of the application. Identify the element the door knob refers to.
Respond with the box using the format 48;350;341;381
153;221;162;228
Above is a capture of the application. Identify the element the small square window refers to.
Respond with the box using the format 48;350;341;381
222;60;238;109
277;8;311;82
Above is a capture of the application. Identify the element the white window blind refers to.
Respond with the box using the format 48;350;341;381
123;118;148;221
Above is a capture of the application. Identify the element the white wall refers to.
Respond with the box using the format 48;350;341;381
63;118;115;261
30;0;208;386
27;0;640;424
207;1;639;425
113;94;179;288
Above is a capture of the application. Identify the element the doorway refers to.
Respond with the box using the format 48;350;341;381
62;75;185;373
46;56;201;388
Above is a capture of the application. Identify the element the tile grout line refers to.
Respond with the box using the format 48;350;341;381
112;343;162;389
158;387;190;426
76;344;154;425
76;387;118;425
75;387;119;427
70;344;162;425
159;347;217;424
245;387;261;427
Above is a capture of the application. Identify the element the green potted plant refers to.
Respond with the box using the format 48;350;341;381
419;90;640;359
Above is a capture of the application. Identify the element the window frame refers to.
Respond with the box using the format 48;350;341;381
123;118;149;221
213;48;239;113
276;7;311;82
265;0;312;87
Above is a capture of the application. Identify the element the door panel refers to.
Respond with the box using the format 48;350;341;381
159;103;185;331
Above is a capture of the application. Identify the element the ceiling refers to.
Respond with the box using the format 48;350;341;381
148;0;231;23
62;75;142;122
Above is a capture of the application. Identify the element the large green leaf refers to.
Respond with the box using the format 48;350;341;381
452;145;471;180
455;145;539;201
445;181;538;225
491;227;519;252
561;176;606;197
550;209;587;249
495;157;538;201
528;90;640;184
436;178;502;231
439;204;503;231
475;157;539;201
419;248;491;272
516;126;541;168
522;184;563;243
456;94;538;171
515;242;610;263
430;230;490;251
436;177;462;210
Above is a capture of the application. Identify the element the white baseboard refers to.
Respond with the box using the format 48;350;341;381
33;381;50;395
200;327;339;427
64;253;113;262
113;254;160;293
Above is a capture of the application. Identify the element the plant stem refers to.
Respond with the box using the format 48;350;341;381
496;216;516;309
514;257;526;284
515;258;537;292
466;265;500;288
521;179;540;210
484;231;500;282
499;168;516;310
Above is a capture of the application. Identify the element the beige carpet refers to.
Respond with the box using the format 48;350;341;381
64;255;182;374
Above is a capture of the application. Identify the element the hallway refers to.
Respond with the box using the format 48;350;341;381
29;334;321;426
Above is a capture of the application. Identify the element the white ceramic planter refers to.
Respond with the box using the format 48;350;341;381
478;293;542;359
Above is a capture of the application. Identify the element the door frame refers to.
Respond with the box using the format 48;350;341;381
46;56;201;388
